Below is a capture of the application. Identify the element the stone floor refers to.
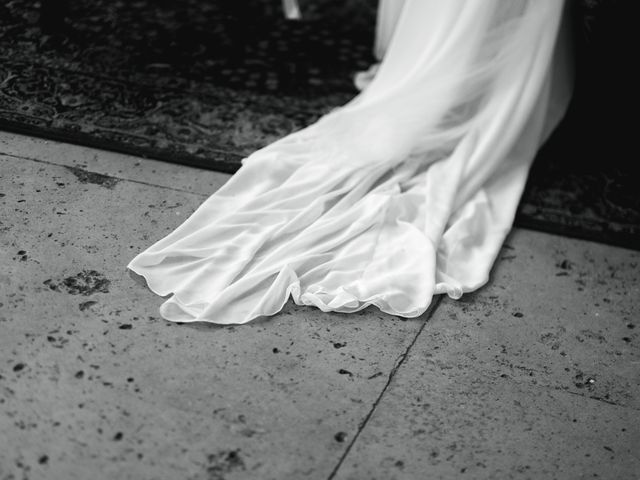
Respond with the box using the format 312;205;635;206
0;131;638;480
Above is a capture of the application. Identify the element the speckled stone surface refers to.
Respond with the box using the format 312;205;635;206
1;136;639;480
0;150;428;479
334;230;640;480
0;131;231;197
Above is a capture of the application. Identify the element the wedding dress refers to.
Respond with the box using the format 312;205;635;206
128;0;573;324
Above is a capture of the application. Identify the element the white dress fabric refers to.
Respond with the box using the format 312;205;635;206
129;0;572;324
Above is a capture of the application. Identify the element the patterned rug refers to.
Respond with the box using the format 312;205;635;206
1;0;638;249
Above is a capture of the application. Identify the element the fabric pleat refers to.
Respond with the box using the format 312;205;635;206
129;0;573;324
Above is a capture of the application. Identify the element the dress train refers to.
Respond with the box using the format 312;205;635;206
128;0;572;324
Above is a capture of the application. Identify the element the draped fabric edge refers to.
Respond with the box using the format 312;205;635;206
128;0;573;325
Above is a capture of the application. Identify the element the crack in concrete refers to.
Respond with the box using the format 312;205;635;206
0;152;211;197
562;388;638;410
327;296;444;480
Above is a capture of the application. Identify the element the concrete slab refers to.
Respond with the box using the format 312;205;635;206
2;138;638;479
0;131;230;197
0;154;428;479
334;230;640;479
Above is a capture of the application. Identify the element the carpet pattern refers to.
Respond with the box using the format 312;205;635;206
1;0;637;249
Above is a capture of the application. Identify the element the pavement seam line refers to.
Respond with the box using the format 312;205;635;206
326;295;444;480
0;152;212;197
562;388;638;410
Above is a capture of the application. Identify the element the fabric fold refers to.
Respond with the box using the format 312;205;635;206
129;0;572;324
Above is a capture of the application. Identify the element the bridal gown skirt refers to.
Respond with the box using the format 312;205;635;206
128;0;573;324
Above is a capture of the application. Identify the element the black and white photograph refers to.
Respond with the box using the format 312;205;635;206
0;0;638;478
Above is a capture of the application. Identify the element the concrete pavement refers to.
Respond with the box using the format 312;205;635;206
0;132;638;479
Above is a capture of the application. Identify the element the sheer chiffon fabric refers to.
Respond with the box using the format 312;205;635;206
129;0;572;324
